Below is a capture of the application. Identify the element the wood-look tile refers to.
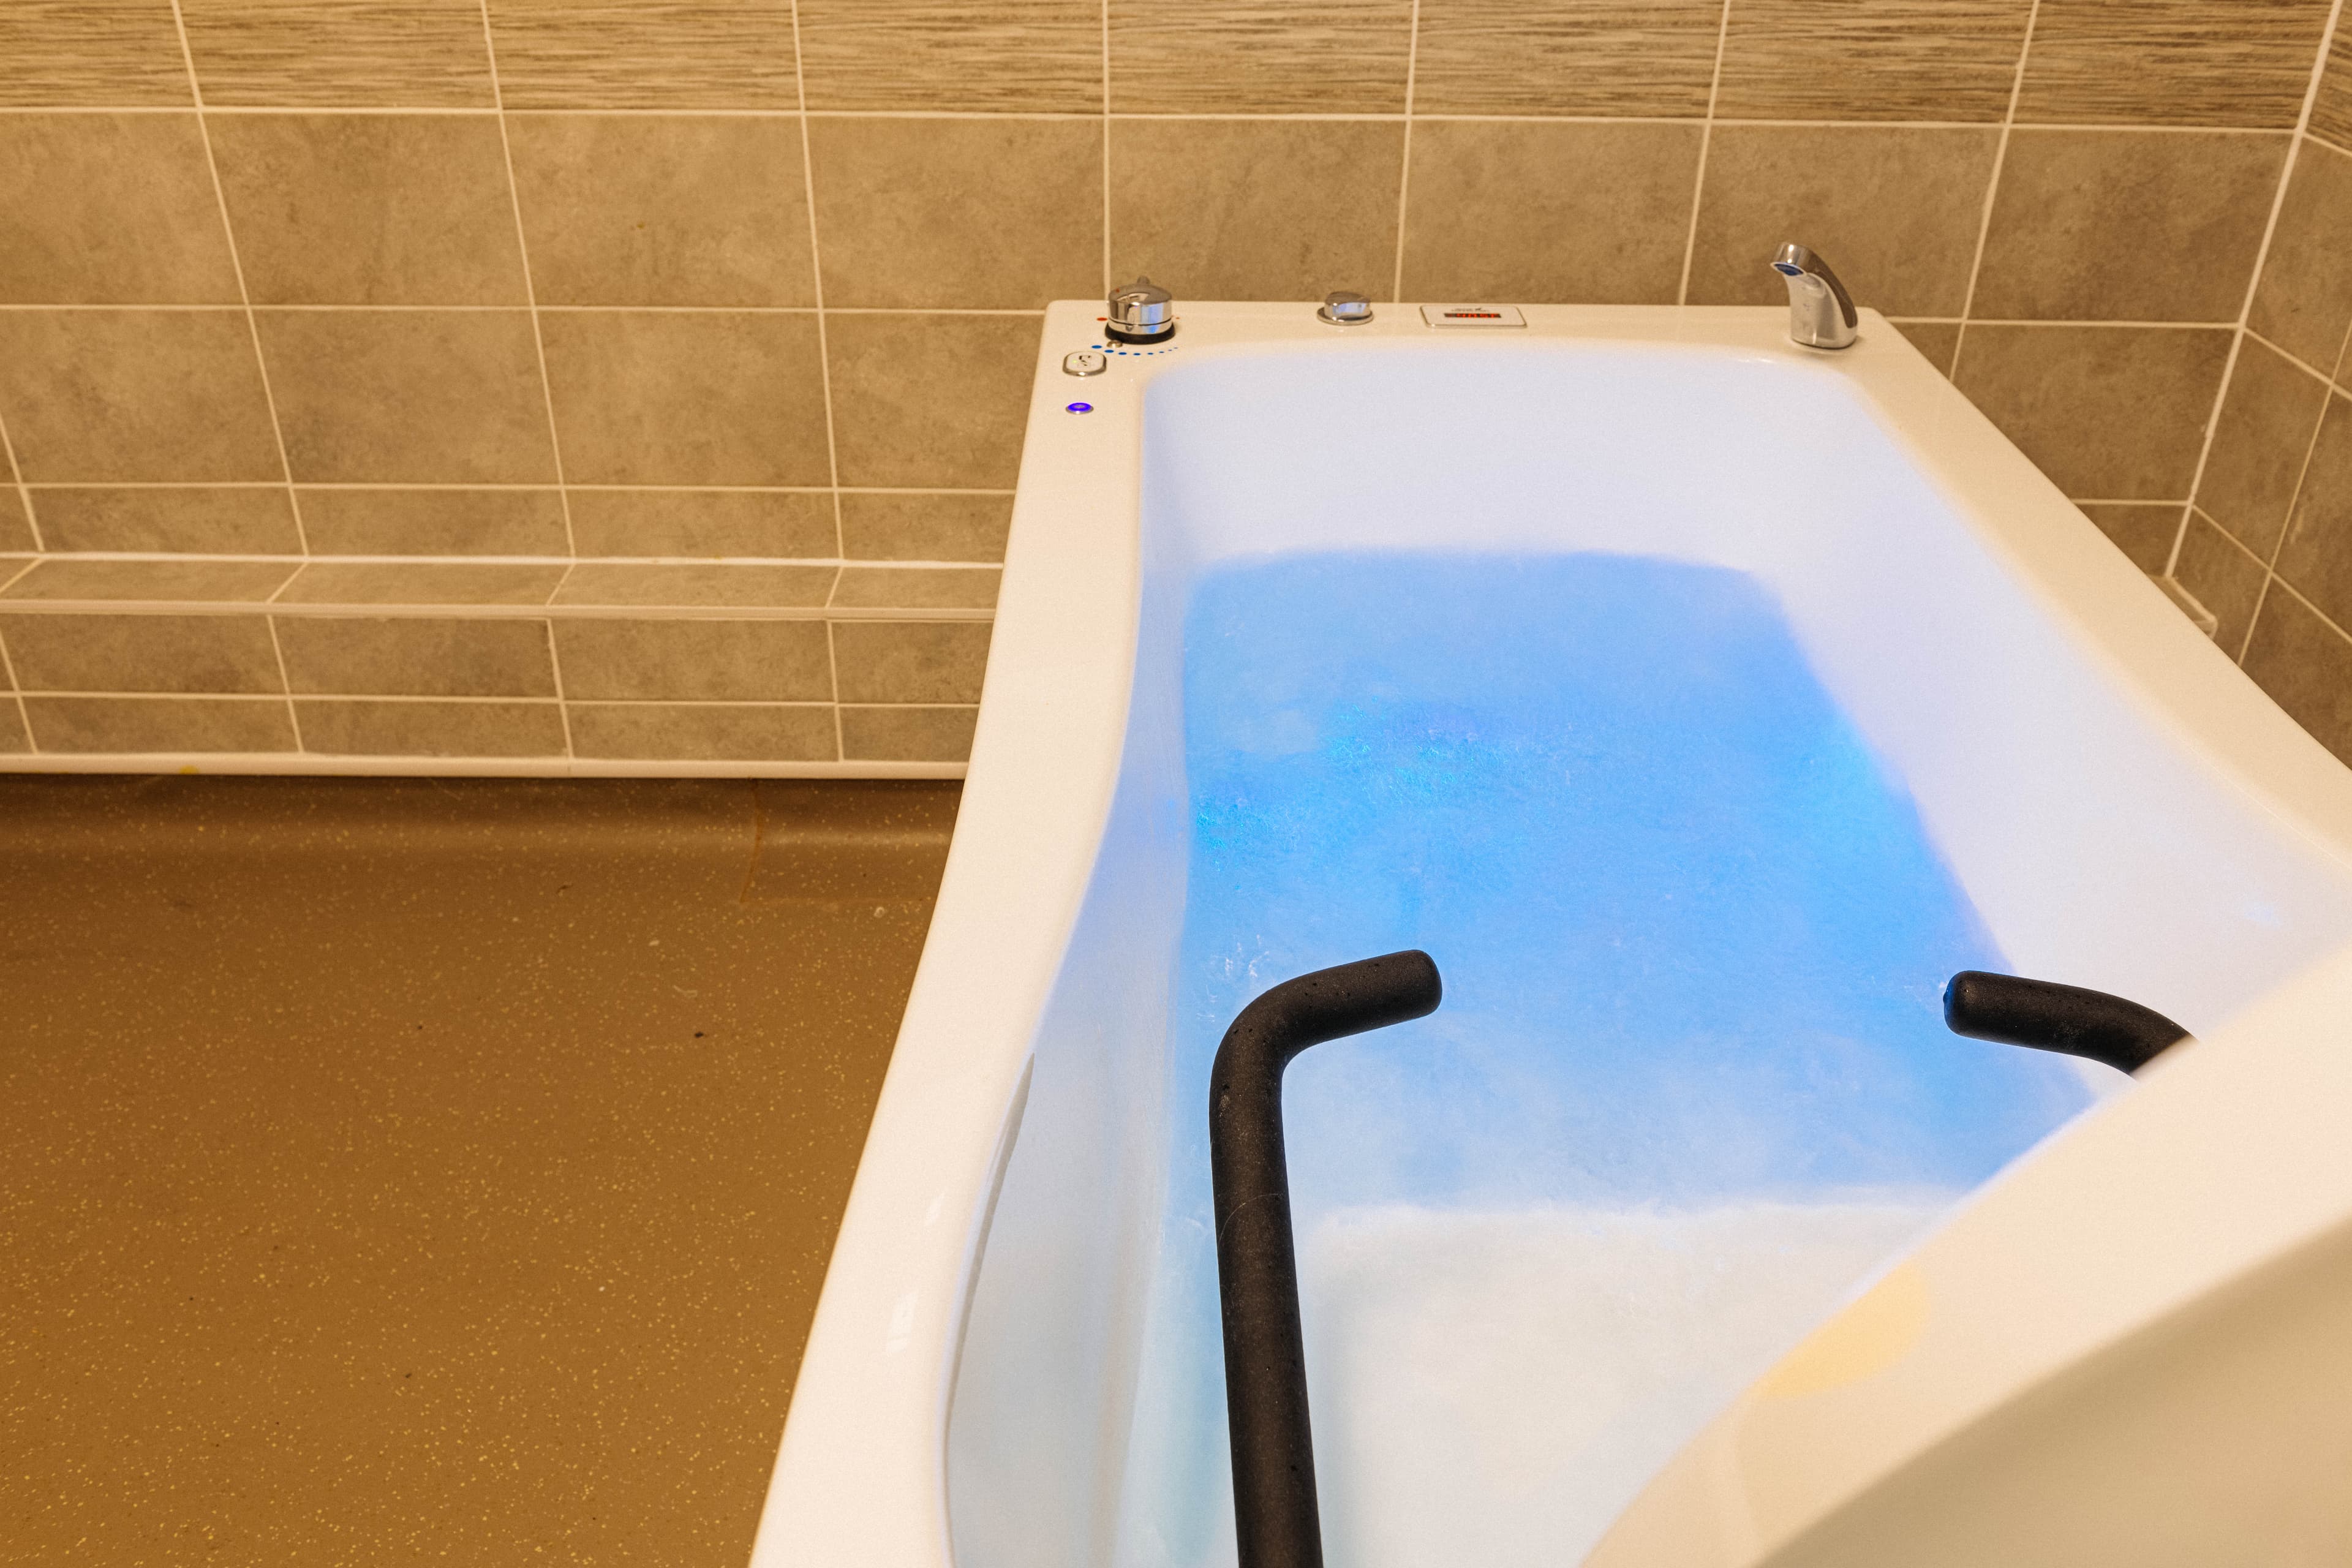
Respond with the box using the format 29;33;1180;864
2249;140;2352;374
31;488;301;554
0;114;242;304
0;311;282;483
2076;500;2183;573
1713;0;2030;123
839;704;975;763
567;702;835;761
1;557;296;602
565;490;837;559
484;1;797;110
1952;323;2231;499
23;695;297;752
1409;0;1719;117
1110;0;1412;113
837;492;1010;562
825;314;1037;489
554;618;831;700
2016;0;2332;129
2172;507;2270;655
296;488;570;556
2244;582;2352;763
180;0;496;108
0;1;196;107
2313;26;2352;153
296;698;568;756
274;614;557;697
2196;335;2329;557
797;0;1099;112
0;612;287;693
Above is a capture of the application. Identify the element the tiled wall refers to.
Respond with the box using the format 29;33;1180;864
0;0;2345;770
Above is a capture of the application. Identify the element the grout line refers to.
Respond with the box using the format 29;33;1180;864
0;559;41;594
786;0;849;564
0;690;967;709
0;410;42;553
1950;0;2041;385
2239;213;2352;658
0;550;1000;568
1675;0;1735;307
481;0;582;560
1390;0;1423;303
2244;324;2344;386
162;0;312;558
262;612;305;750
0;624;32;755
824;619;845;761
541;617;578;759
1101;0;1112;297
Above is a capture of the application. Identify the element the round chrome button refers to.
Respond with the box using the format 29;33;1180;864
1063;350;1106;377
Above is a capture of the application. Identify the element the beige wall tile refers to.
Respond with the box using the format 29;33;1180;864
551;562;837;606
831;620;990;703
568;701;835;761
1;558;296;601
539;311;829;486
2244;583;2352;763
2250;140;2352;374
567;490;836;558
1952;323;2231;498
2276;390;2352;631
258;309;558;483
1110;0;1411;113
31;487;301;554
274;614;557;696
2314;29;2352;153
1687;127;2000;317
840;704;975;763
1410;0;1717;117
0;311;281;481
507;115;814;308
839;492;1010;562
23;694;296;752
1972;130;2286;322
830;566;1000;609
209;114;527;305
2017;0;2332;129
827;314;1036;489
1400;121;1699;305
1;699;26;753
1;487;33;554
296;697;568;755
484;1;797;110
296;488;570;556
810;118;1101;311
0;114;241;304
2172;508;2270;656
0;1;194;107
1890;319;1962;374
277;562;567;605
2196;336;2329;556
797;0;1099;112
2077;500;2183;573
553;617;831;700
1713;0;2029;122
1110;119;1405;303
1;612;285;692
181;0;496;106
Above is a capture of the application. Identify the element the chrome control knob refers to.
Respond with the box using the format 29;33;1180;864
1317;290;1373;326
1107;276;1175;344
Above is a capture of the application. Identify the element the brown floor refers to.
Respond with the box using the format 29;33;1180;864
0;775;956;1565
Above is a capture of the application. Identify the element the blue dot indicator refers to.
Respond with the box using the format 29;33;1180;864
1066;401;1093;413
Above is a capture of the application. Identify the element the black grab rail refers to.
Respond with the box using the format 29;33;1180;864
1208;949;1443;1568
1944;970;2190;1074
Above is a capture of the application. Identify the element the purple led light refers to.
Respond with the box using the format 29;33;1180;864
1066;401;1093;413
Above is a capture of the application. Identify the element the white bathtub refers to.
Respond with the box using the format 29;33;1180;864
751;304;2352;1567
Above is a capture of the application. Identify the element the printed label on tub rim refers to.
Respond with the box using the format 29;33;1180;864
1421;304;1528;328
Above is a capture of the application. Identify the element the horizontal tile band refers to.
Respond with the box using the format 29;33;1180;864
1;554;1002;568
0;306;2250;326
12;693;975;708
0;600;995;621
15;485;1015;496
0;753;967;779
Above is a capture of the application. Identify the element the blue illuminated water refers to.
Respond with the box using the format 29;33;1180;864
1112;552;2092;1568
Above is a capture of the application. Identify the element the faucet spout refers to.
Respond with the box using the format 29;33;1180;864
1771;242;1858;350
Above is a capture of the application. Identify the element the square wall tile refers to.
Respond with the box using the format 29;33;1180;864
2315;28;2352;153
1686;126;2000;317
0;557;294;601
2016;0;2332;129
567;702;835;761
839;492;1010;562
181;0;496;106
1409;0;1718;116
24;695;296;752
0;114;241;303
0;1;194;107
2077;500;2182;573
1972;130;2287;323
296;488;570;555
1110;0;1412;113
1713;0;2029;123
507;115;815;307
2250;140;2352;374
2172;508;2269;657
485;1;798;109
274;614;557;696
797;0;1099;112
553;617;831;700
258;309;558;483
2244;583;2352;763
277;561;566;605
810;118;1101;311
1110;119;1405;303
831;620;990;703
566;490;837;558
540;311;829;486
2277;390;2352;632
826;314;1037;489
0;311;281;482
296;698;567;755
208;113;527;305
840;704;975;763
2196;336;2329;556
1890;319;1961;374
550;562;836;606
1953;323;2231;499
1;612;286;693
1401;121;1700;305
29;488;301;554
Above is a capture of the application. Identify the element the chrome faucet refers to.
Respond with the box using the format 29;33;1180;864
1107;276;1175;344
1770;243;1858;350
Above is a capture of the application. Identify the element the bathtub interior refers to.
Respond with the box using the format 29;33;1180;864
944;344;2352;1568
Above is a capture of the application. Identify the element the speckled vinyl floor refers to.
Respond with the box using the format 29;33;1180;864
0;775;957;1565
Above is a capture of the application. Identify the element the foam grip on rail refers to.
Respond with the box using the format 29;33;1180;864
1943;970;2190;1076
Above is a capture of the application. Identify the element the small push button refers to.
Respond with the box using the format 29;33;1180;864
1063;350;1107;377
